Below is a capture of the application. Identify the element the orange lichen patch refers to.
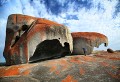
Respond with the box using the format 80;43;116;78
21;69;31;75
50;65;57;73
69;57;82;64
37;18;62;26
62;75;78;82
45;61;57;73
0;66;19;77
72;32;107;40
18;64;37;75
71;32;108;47
46;59;69;67
45;59;70;75
59;59;71;72
79;68;85;75
27;24;46;40
59;59;68;65
100;62;110;67
0;64;37;77
100;62;118;70
16;16;36;26
81;56;96;62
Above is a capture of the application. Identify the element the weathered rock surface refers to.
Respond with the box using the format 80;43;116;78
107;48;114;53
0;51;120;82
3;14;73;65
71;32;108;55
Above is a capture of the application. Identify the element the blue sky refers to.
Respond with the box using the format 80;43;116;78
0;0;120;62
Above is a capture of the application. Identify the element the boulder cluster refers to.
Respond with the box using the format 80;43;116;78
3;14;108;65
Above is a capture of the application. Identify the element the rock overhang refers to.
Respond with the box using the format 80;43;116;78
72;32;108;47
3;14;73;65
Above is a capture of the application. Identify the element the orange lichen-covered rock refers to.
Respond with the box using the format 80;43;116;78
0;51;120;82
62;75;78;82
71;32;108;55
3;14;73;65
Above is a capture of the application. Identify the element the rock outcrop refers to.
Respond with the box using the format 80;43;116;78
2;14;119;82
3;14;73;65
0;51;120;82
71;32;108;55
107;48;114;53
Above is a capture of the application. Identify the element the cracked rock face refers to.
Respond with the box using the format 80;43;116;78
71;32;108;55
3;14;73;65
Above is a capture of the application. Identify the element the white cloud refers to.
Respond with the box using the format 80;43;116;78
0;18;6;62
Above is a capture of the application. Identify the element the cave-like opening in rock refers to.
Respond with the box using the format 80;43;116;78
22;24;28;31
29;39;71;62
11;24;28;47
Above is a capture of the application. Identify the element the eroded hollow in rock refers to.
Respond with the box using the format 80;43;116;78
21;24;28;31
11;24;29;47
29;39;71;62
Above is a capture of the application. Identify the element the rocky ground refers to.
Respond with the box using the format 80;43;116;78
0;51;120;82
